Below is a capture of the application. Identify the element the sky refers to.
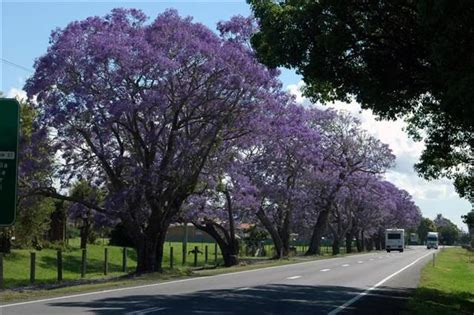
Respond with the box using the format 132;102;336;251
1;0;472;230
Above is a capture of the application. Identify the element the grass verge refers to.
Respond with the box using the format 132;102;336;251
408;247;474;315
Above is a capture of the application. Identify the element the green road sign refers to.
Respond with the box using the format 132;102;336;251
0;99;20;226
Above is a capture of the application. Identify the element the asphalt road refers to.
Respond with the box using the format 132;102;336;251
0;246;436;314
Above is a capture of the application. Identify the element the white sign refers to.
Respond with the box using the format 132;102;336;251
0;151;15;160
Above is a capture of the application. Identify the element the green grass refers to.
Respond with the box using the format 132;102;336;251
408;247;474;315
3;243;138;288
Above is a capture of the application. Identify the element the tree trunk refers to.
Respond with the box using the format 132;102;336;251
345;233;353;253
80;219;90;249
306;209;330;255
256;208;285;258
154;230;168;272
379;230;385;250
193;222;240;267
49;202;66;242
136;235;158;273
358;230;365;252
0;230;11;253
366;237;374;251
332;238;340;255
374;235;381;250
219;238;240;267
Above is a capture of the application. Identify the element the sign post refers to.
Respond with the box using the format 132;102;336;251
0;99;20;226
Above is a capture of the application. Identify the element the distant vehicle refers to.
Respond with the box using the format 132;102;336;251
426;232;439;249
410;233;419;243
385;229;405;252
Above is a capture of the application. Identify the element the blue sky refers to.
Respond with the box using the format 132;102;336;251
1;1;471;229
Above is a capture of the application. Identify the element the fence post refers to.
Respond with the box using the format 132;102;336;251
214;243;218;265
81;249;87;278
194;246;198;267
30;252;36;284
122;247;127;273
104;248;108;275
205;245;208;264
170;247;174;269
0;253;4;289
57;250;63;282
432;253;435;267
182;223;188;265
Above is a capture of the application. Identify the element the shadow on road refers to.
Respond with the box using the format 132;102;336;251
47;284;420;314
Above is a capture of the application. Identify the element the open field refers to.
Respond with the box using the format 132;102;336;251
408;247;474;314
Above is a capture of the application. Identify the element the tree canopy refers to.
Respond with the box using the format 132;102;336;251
23;9;423;271
248;0;474;202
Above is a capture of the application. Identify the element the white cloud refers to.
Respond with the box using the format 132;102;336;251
7;87;27;101
287;81;471;229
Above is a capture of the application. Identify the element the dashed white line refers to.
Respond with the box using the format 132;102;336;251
369;258;374;261
357;261;364;264
342;264;350;267
235;287;251;291
320;268;331;272
286;275;302;280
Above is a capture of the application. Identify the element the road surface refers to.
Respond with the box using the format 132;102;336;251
0;246;436;314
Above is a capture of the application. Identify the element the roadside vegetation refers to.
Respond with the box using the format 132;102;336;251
409;247;474;314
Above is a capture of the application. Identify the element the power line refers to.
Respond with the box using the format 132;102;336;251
1;58;33;73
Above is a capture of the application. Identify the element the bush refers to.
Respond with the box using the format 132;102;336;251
108;223;135;248
66;225;81;239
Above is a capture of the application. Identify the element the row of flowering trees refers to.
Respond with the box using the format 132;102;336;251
21;9;421;272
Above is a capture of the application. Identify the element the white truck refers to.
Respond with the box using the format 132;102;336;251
426;232;439;249
385;229;405;252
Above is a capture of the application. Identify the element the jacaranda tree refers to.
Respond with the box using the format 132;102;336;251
25;9;285;272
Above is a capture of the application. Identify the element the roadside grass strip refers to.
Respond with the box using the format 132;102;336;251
408;247;474;315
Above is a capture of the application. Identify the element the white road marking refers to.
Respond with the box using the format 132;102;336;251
328;250;435;315
286;275;302;280
235;287;250;291
342;264;350;267
369;258;374;261
126;307;168;314
357;261;363;264
320;269;331;272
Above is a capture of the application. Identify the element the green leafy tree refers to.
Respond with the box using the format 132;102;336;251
462;210;474;247
434;214;460;245
249;0;473;200
462;211;474;229
417;217;436;244
68;180;105;249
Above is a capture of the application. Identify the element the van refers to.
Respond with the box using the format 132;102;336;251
385;229;405;252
